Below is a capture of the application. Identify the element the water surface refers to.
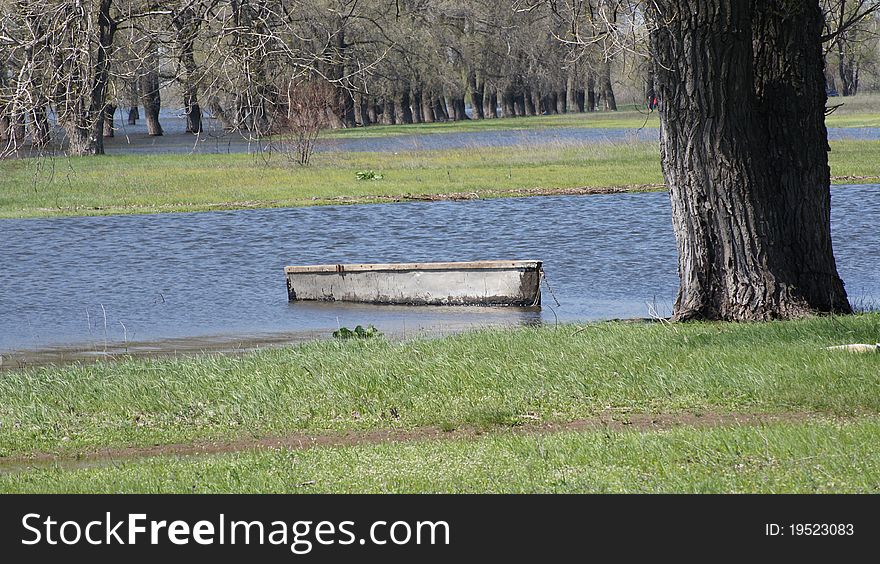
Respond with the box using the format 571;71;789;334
1;185;877;354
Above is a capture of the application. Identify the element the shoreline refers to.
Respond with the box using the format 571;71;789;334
3;178;878;220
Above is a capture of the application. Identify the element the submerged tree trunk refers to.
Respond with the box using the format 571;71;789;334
140;64;163;136
649;0;850;321
173;5;203;134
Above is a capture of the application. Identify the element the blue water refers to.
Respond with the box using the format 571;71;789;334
1;185;878;352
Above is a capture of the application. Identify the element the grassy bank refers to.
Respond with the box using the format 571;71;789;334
2;139;879;218
1;314;878;460
3;419;878;493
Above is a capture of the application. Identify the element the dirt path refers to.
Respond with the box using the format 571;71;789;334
0;411;823;473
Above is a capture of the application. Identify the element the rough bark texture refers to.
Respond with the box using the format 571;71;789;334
420;92;435;123
599;60;617;111
173;6;202;134
586;73;596;112
483;89;498;118
103;105;115;137
396;90;413;124
140;68;163;136
650;0;850;321
62;0;114;156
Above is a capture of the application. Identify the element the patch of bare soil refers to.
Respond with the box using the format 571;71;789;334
0;411;822;473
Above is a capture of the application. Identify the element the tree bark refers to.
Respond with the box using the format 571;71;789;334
483;89;498;118
468;72;484;119
411;90;423;123
434;97;448;121
451;97;469;121
173;6;203;134
837;35;858;96
524;89;536;116
500;87;515;118
599;60;617;111
420;92;435;123
649;0;850;321
556;90;567;114
396;90;413;124
103;105;116;137
140;63;163;137
127;76;139;127
586;73;596;112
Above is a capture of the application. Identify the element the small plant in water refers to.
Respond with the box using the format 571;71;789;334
356;170;384;181
333;325;382;339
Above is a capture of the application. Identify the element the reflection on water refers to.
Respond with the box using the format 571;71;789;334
0;185;877;353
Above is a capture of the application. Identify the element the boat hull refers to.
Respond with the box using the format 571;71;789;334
285;260;542;307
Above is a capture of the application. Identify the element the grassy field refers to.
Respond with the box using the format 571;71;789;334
1;313;878;493
318;97;880;139
3;419;878;493
2;139;879;218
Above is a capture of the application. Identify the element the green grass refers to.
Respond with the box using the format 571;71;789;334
321;105;661;139
2;419;878;493
1;314;879;459
2;139;879;218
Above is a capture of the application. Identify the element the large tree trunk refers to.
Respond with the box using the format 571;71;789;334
649;0;850;321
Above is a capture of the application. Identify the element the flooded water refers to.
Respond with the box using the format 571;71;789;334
1;185;878;355
96;112;880;155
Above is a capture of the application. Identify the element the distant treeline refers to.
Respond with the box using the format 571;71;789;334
1;1;877;156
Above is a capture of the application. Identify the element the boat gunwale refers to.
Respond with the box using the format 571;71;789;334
284;260;542;275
